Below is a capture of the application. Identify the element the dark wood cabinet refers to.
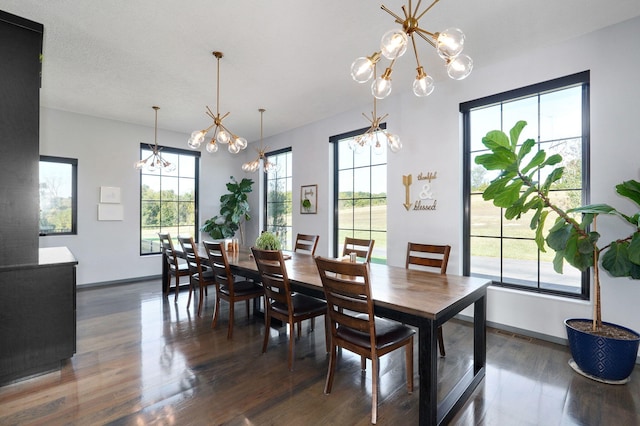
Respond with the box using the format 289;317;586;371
0;248;78;385
0;11;77;385
0;10;43;267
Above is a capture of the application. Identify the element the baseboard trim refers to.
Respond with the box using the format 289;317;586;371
77;275;160;290
455;314;640;365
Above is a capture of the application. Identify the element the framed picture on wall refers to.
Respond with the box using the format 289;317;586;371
300;184;317;214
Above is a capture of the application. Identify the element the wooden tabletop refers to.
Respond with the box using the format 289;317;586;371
225;249;489;321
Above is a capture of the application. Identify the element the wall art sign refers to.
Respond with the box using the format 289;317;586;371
402;171;437;211
300;184;317;214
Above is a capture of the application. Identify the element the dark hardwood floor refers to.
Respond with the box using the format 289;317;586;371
1;279;639;425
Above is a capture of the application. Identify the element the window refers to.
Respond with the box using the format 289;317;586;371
139;145;200;255
39;156;77;235
264;148;293;250
462;71;590;298
331;126;387;263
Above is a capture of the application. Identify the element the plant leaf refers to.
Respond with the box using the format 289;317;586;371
520;148;545;175
509;121;527;148
602;241;632;277
616;180;640;208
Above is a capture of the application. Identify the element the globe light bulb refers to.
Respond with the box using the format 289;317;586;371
436;28;465;59
242;162;251;172
188;130;205;149
371;76;392;99
413;74;435;97
372;136;385;155
447;54;473;80
235;137;248;150
387;133;402;152
216;128;230;144
206;140;218;153
228;141;240;154
380;29;408;60
351;57;375;83
164;161;177;173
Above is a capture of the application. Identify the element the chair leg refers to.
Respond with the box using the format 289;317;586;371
361;356;366;370
406;336;414;393
211;293;221;329
173;275;179;303
245;299;250;318
288;320;295;371
437;326;446;357
324;315;330;353
262;311;271;354
197;282;205;317
297;322;302;339
186;279;194;309
371;356;379;424
324;344;337;394
227;301;235;340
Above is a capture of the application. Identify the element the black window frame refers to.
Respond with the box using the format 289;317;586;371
461;70;591;299
330;124;387;262
39;155;78;236
263;147;293;250
139;144;200;255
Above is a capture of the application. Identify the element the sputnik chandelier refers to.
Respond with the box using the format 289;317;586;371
351;0;473;99
187;51;248;154
242;109;278;173
134;106;176;172
351;65;402;154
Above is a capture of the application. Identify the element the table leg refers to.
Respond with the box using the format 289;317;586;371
162;252;169;293
474;294;487;373
418;317;438;426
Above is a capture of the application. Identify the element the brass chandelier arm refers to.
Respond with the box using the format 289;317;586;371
410;33;424;69
415;29;436;48
380;5;404;23
416;0;440;22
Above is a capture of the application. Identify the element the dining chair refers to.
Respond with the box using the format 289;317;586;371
294;233;319;255
251;247;329;371
177;236;215;316
406;242;451;357
342;237;375;262
158;232;190;302
314;256;415;424
203;241;264;339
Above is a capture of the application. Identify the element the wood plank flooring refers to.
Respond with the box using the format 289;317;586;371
1;279;639;425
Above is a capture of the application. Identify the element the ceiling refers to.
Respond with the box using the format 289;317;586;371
3;0;640;144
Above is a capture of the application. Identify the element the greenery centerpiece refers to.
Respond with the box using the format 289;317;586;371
254;231;281;250
201;176;254;244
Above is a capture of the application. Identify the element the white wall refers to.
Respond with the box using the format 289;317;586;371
38;108;239;285
40;16;640;343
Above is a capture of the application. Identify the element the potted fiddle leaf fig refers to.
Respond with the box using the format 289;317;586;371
202;176;254;244
475;120;640;383
254;231;281;250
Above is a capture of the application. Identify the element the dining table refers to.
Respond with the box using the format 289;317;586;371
163;247;490;426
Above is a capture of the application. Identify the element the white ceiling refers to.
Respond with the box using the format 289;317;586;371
3;0;640;144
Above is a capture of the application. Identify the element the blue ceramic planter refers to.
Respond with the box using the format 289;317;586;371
565;318;640;383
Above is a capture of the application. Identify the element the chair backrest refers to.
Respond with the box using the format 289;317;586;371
342;237;375;262
203;241;234;293
251;247;292;313
314;256;375;345
158;232;180;268
294;233;319;255
405;242;451;274
177;236;204;276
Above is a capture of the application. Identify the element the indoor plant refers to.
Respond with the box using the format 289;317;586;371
475;120;640;382
201;176;254;244
254;231;281;250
